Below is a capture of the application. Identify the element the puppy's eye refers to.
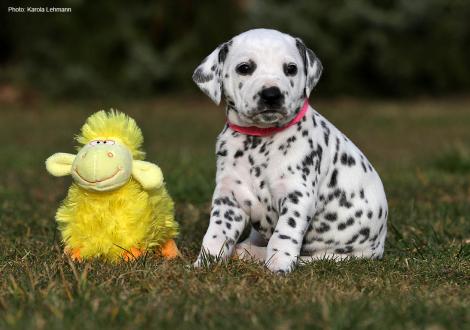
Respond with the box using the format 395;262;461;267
236;61;256;75
284;63;298;76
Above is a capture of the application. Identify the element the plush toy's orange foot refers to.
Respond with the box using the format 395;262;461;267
122;247;144;262
64;247;83;262
161;239;180;260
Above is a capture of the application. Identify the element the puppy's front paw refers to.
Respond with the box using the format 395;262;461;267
193;257;204;268
266;252;296;274
193;252;214;268
193;247;225;268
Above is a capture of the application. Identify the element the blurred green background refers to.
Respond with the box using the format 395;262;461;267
2;0;470;99
1;2;470;329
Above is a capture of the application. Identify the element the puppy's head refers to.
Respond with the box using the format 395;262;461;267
193;29;322;127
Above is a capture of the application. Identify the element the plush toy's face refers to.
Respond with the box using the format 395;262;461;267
71;139;133;191
46;140;164;193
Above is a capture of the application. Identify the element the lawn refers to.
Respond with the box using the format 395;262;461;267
1;96;469;329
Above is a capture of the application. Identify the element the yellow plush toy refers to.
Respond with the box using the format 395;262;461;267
45;110;179;262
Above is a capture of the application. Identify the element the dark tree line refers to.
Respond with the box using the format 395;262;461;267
1;0;469;98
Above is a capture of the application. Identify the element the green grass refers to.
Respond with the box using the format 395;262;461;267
1;97;469;329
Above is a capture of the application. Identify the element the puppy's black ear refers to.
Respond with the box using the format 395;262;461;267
295;38;323;97
192;42;230;105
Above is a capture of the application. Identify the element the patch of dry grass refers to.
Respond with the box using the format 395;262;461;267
0;97;469;329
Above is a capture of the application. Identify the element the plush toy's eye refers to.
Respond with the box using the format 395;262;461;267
105;140;115;145
90;140;99;146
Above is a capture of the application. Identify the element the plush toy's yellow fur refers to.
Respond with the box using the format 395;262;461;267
53;110;178;262
57;180;178;262
76;110;145;160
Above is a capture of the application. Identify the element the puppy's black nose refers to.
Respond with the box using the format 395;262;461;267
260;86;282;103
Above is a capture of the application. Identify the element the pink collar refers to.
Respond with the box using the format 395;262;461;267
227;99;309;137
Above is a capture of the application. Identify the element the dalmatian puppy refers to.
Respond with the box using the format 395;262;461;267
192;29;387;273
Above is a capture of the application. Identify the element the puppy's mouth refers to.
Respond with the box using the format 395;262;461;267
259;109;280;115
251;107;287;125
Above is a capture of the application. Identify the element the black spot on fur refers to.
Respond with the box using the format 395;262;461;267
341;153;356;166
224;210;234;221
296;38;308;79
216;150;227;157
288;217;296;228
323;132;329;146
324;212;337;222
218;43;230;63
346;234;359;245
321;121;330;146
192;68;214;83
328;169;338;187
287;191;302;204
234;150;244;158
315;222;330;233
359;227;370;243
360;227;370;237
337;223;346;230
335;246;353;254
339;192;353;208
361;162;367;172
266;215;273;224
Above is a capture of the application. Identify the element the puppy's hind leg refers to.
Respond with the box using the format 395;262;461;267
297;252;350;264
234;244;267;262
245;227;268;246
234;228;268;262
